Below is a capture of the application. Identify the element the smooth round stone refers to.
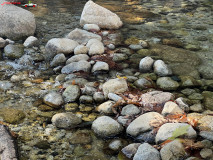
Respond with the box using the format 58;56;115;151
156;77;180;91
83;24;100;32
79;95;93;104
139;56;154;73
153;60;172;76
96;101;115;114
134;78;152;89
74;45;88;55
23;36;39;48
86;39;101;48
62;85;81;102
108;93;122;102
200;148;212;159
129;44;143;50
0;81;14;90
43;91;64;108
121;104;140;116
50;53;66;67
161;101;184;116
133;143;160;160
121;143;141;159
51;113;82;129
102;31;109;36
112;53;128;62
92;61;109;73
4;44;24;59
66;54;89;64
92;116;123;137
88;41;105;56
107;44;115;50
109;139;122;151
93;92;105;103
81;86;97;96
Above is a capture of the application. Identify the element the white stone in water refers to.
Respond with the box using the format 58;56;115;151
107;44;115;50
126;112;164;137
153;60;172;76
80;1;123;29
86;38;101;48
43;91;64;108
23;36;39;48
50;53;66;67
74;45;88;55
67;28;102;44
83;24;100;32
156;123;197;144
66;54;90;65
129;44;143;51
61;60;91;74
92;61;109;72
102;78;128;97
88;42;105;56
92;116;123;137
0;37;7;48
97;101;115;114
161;101;184;116
45;38;79;60
133;143;161;160
139;56;154;73
108;93;122;102
102;31;109;36
51;113;82;129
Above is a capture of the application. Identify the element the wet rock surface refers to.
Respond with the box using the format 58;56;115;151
1;0;213;159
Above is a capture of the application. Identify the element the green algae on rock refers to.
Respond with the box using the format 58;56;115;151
0;108;25;124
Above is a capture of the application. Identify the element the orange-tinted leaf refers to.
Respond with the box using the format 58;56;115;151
72;80;76;85
187;117;198;127
31;79;44;83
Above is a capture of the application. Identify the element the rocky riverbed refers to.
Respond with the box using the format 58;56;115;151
0;0;213;160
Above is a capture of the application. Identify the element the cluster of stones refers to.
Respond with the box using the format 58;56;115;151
1;0;213;160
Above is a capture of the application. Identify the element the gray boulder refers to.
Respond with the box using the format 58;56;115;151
80;1;123;29
66;54;89;65
156;77;180;91
121;143;141;159
45;38;78;60
126;112;163;137
88;42;105;56
0;1;36;40
92;61;109;73
92;116;123;137
62;85;81;102
141;91;174;107
51;113;82;129
134;78;152;89
67;28;101;44
160;140;188;160
156;123;197;144
121;104;140;116
133;143;160;160
4;44;24;59
93;92;105;103
162;101;184;116
61;60;91;74
102;78;128;97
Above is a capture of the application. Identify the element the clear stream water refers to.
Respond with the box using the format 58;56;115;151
1;0;213;159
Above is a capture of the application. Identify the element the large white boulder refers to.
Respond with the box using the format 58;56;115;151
80;0;123;29
0;1;36;40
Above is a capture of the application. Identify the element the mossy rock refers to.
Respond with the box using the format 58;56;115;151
202;91;213;111
0;108;25;124
124;37;140;45
137;49;152;57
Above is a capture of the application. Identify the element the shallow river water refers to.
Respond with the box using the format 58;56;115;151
1;0;213;159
